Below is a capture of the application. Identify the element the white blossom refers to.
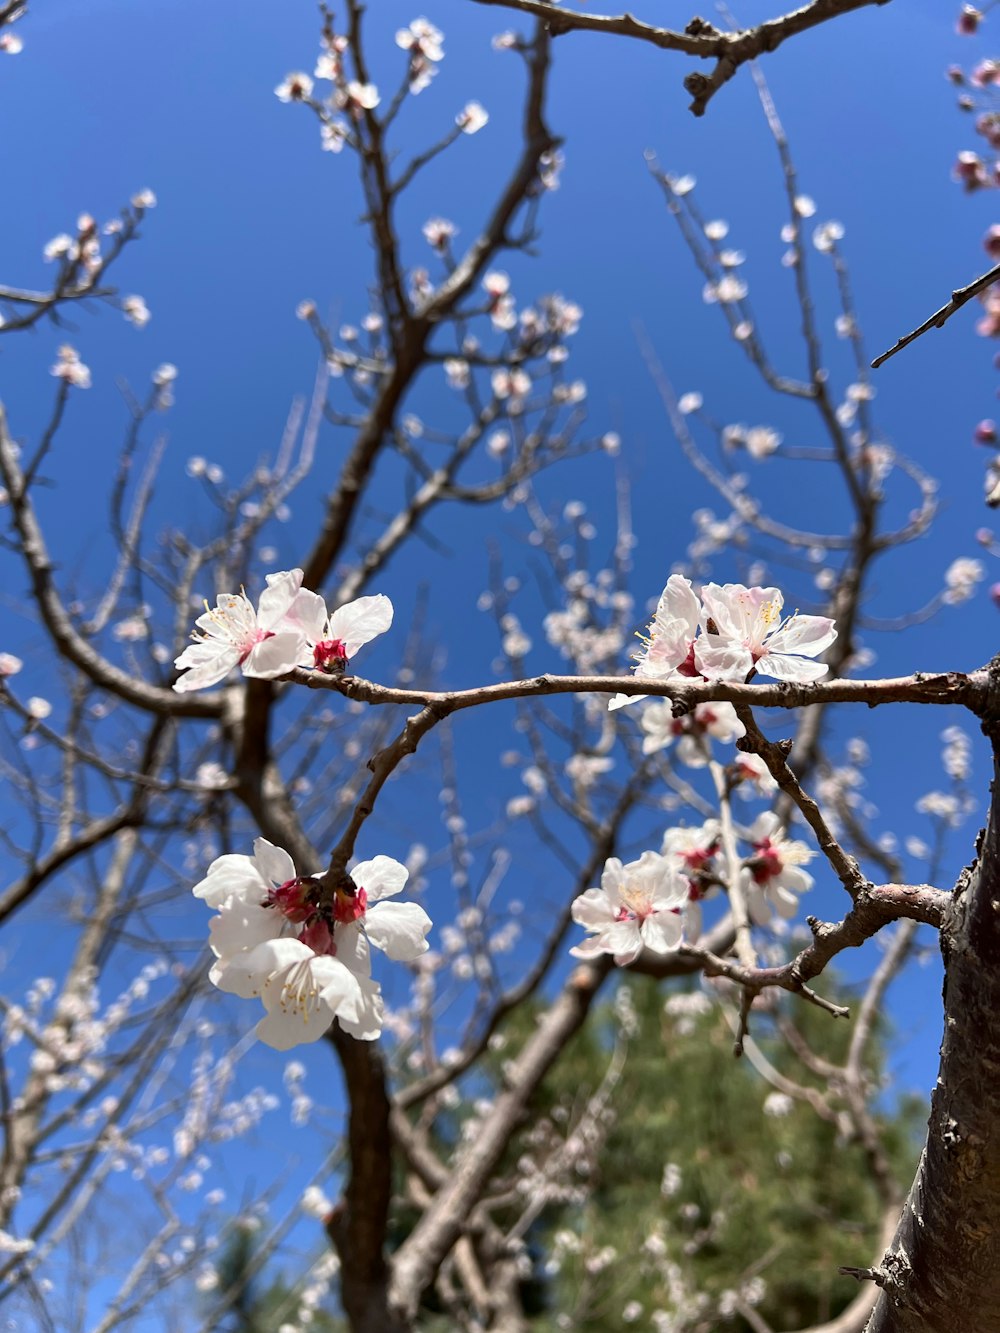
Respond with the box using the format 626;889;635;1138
696;583;836;684
571;852;688;965
275;72;314;102
173;570;316;692
457;101;489;134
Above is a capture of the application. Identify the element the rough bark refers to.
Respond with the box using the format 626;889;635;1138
866;665;1000;1331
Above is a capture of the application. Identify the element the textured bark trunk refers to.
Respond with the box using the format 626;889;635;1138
867;703;1000;1331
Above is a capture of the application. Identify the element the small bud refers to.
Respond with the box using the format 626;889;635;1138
975;419;998;445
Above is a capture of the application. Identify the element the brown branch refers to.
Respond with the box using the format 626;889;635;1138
0;406;222;720
734;703;868;899
871;261;1000;369
388;957;614;1320
467;0;891;116
678;881;947;1013
291;664;987;716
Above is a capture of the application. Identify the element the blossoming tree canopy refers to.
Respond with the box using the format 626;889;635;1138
172;568;393;691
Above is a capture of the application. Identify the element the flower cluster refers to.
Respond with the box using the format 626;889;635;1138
194;839;432;1048
173;568;392;692
610;576;836;709
570;811;814;964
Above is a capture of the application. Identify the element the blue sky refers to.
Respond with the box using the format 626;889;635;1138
0;0;997;1314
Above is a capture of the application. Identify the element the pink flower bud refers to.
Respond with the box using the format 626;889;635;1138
991;582;1000;608
977;527;994;545
958;6;982;35
976;419;998;444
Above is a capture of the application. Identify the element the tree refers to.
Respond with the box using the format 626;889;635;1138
0;1;994;1331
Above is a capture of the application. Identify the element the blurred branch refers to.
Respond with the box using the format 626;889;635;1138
467;0;891;115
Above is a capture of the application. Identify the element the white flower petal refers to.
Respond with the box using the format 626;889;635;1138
755;652;828;683
327;594;393;658
365;901;431;960
252;838;297;889
352;855;408;901
173;642;242;692
640;910;685;954
242;631;306;679
765;615;837;658
257;569;305;630
695;641;754;682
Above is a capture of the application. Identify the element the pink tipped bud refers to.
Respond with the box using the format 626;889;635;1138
959;5;982;34
991;582;1000;608
977;527;994;545
948;64;966;84
986;226;1000;260
976;419;998;444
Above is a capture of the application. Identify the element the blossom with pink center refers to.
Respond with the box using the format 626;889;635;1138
640;699;743;763
954;151;988;191
333;856;432;966
340;80;380;113
609;574;703;711
741;811;814;924
662;820;721;882
173;569;313;692
279;587;393;673
456;101;488;134
423;217;457;250
695;583;836;684
194;837;431;1046
732;751;778;795
51;345;91;389
275;72;314;103
570;852;688;965
396;18;444;61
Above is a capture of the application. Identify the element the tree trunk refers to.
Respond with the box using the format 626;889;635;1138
867;698;1000;1331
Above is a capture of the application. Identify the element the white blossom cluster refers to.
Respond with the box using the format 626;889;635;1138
571;810;815;964
609;575;837;710
193;838;431;1048
173;568;392;692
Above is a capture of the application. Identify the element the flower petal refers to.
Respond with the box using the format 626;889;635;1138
640;909;684;954
192;853;259;905
365;901;432;960
256;569;304;630
351;855;408;902
765;615;837;658
694;641;754;682
252;838;297;889
173;642;242;692
327;594;393;658
571;888;617;929
755;652;829;683
242;631;306;679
